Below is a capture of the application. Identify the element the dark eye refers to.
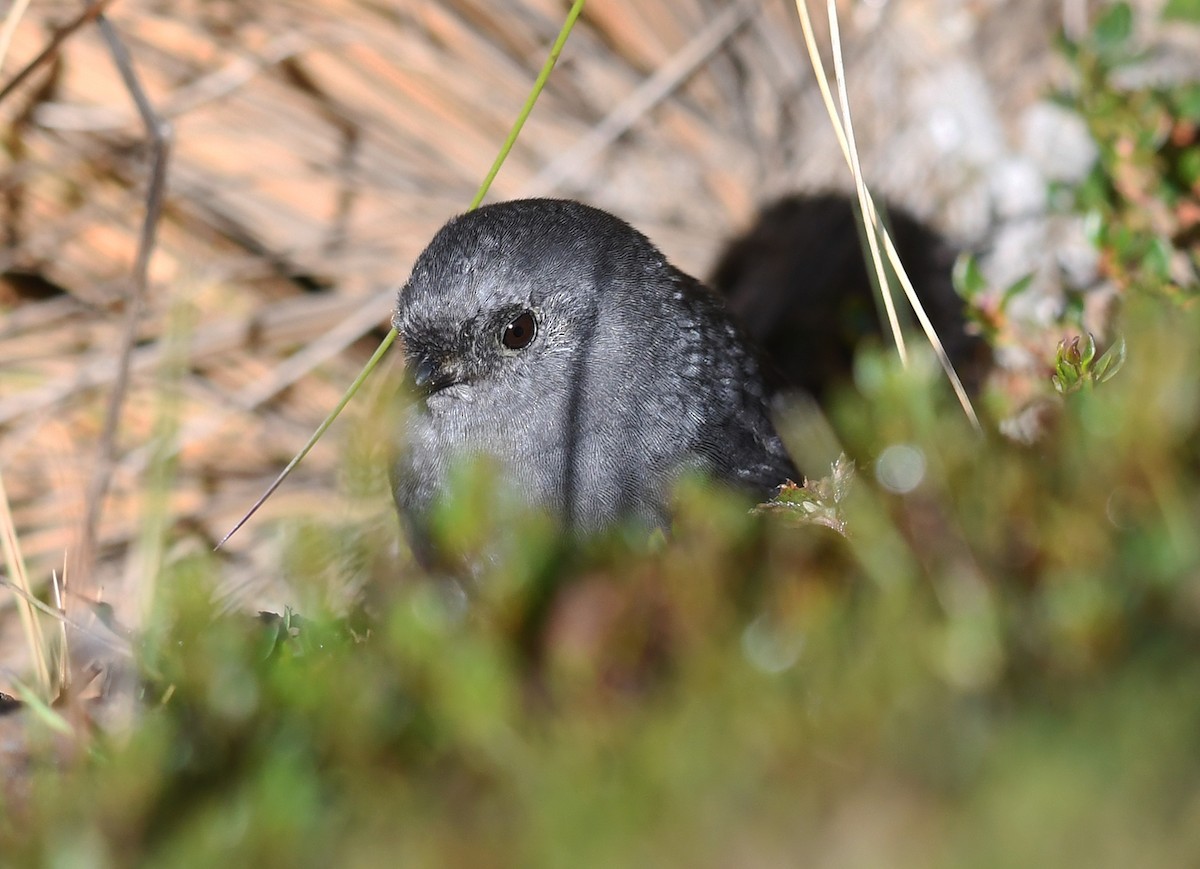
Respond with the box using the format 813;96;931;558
501;310;537;351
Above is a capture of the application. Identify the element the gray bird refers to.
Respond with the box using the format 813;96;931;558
391;198;797;556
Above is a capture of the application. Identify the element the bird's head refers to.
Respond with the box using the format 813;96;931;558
392;198;668;412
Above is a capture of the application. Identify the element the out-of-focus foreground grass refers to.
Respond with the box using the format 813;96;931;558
3;295;1200;867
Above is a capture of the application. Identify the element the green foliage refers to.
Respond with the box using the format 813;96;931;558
1060;2;1200;300
4;301;1200;865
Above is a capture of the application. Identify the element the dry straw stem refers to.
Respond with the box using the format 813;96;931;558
793;0;981;431
0;0;34;75
51;570;69;694
0;0;118;104
0;465;51;699
74;12;173;587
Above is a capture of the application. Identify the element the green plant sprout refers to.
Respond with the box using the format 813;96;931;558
1052;333;1128;394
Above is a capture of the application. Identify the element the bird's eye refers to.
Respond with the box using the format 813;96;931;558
501;310;537;351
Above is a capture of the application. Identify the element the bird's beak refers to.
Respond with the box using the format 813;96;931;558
412;356;439;390
409;353;460;395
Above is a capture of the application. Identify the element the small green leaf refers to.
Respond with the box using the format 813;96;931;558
952;253;987;301
1163;0;1200;23
1082;210;1105;246
1000;273;1036;312
1093;2;1134;52
1081;333;1097;367
1146;236;1174;279
1093;336;1128;383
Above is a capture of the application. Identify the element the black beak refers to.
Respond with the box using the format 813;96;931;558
409;354;459;395
413;356;438;390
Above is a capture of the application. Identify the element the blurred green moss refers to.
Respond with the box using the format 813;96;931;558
2;298;1199;867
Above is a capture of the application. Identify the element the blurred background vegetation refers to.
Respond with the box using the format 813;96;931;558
2;0;1200;864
